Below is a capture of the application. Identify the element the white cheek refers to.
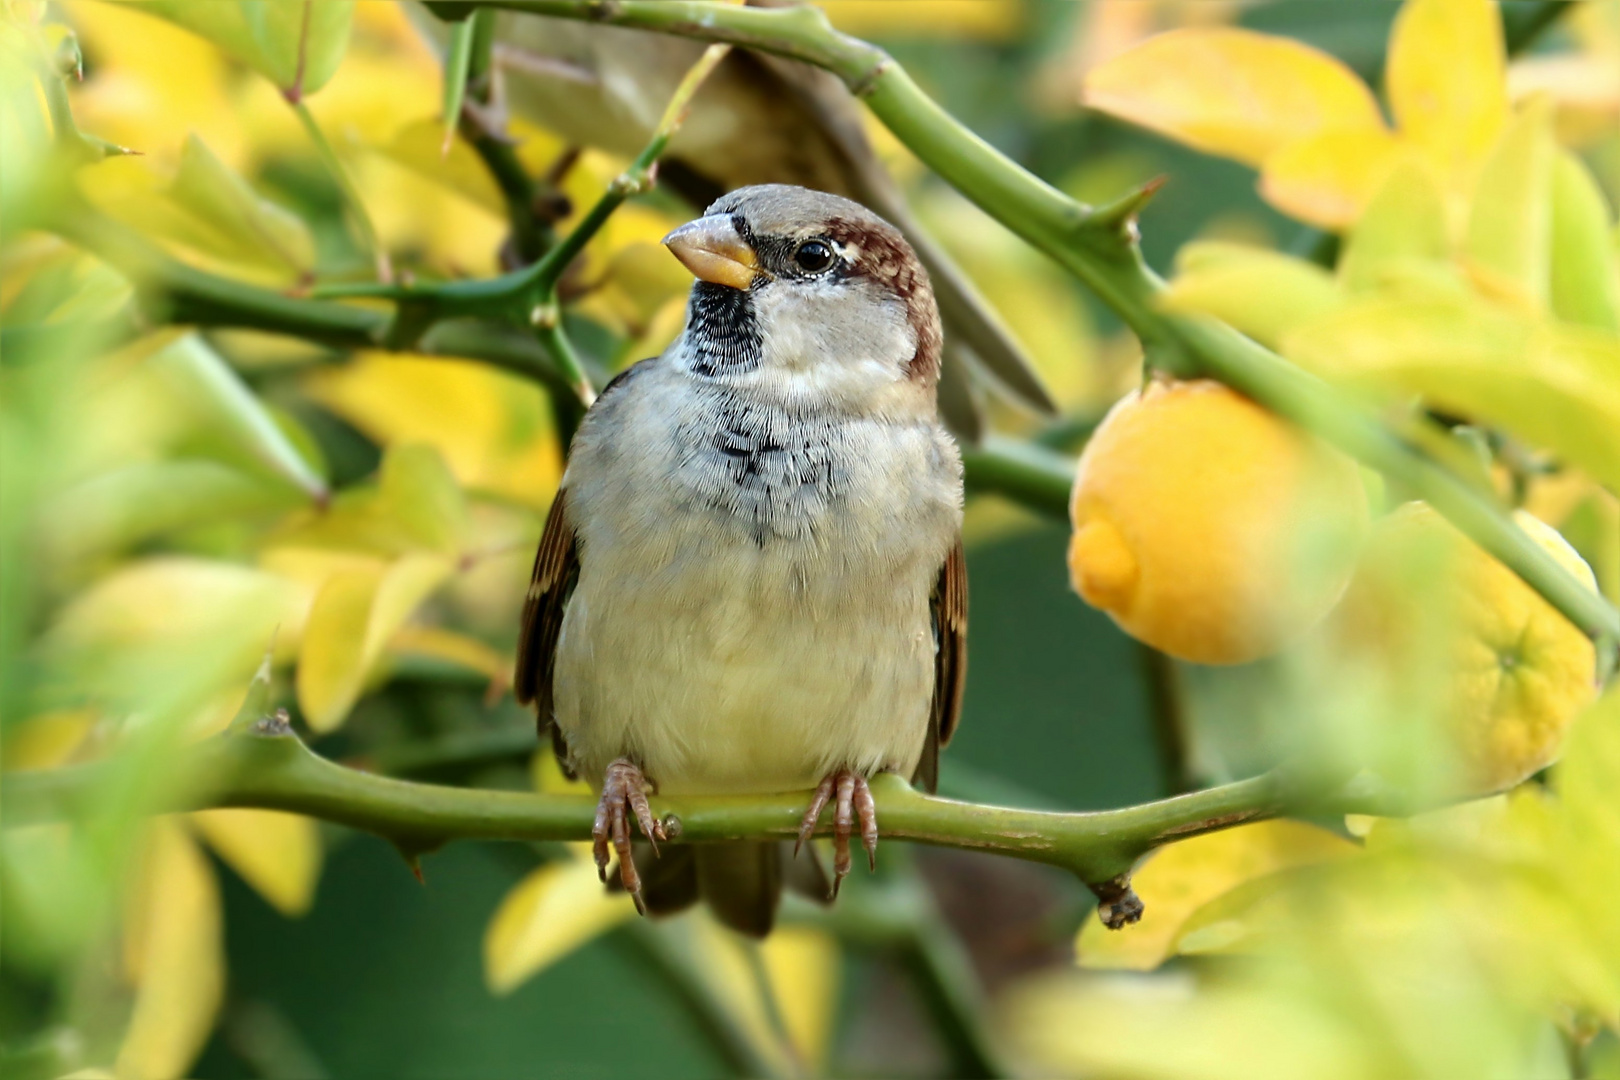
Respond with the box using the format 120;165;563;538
747;282;915;404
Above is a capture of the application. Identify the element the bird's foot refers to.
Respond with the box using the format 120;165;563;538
593;758;666;914
795;769;878;899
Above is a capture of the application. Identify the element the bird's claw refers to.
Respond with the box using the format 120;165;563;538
795;769;878;899
593;759;666;914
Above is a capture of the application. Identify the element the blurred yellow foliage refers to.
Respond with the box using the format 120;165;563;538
1077;819;1356;971
190;810;322;918
1085;0;1513;229
483;847;637;995
117;820;224;1080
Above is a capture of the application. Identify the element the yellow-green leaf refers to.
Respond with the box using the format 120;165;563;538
483;853;635;994
1338;162;1451;293
1283;298;1620;492
153;335;328;501
1083;28;1386;168
166;135;315;276
1386;0;1507;186
1258;127;1410;229
45;558;308;704
1549;151;1620;333
389;625;509;683
1162;242;1344;349
1464;102;1555;310
44;460;300;562
1076;820;1356;971
380;444;467;556
121;1;354;98
1550;690;1620;980
190;810;321;917
296;554;453;731
116;821;224;1080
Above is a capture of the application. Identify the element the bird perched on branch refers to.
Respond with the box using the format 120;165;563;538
427;1;1054;438
516;184;967;936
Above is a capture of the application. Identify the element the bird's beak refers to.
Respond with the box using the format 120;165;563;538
662;216;759;291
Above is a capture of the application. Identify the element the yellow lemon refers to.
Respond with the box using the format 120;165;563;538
1068;378;1368;664
1330;502;1599;795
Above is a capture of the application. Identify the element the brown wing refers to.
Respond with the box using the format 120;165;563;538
913;538;968;794
514;487;579;767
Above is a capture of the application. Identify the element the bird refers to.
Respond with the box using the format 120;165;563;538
514;183;967;937
418;1;1056;438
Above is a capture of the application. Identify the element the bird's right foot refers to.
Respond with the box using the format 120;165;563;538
593;758;666;913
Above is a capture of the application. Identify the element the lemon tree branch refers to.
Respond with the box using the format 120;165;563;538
6;718;1334;927
481;0;1620;653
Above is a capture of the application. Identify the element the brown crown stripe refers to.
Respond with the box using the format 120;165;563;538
825;216;943;383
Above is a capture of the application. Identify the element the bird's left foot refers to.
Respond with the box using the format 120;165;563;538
594;758;666;914
795;769;878;898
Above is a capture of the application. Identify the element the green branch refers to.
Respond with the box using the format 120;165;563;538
486;0;1620;651
6;721;1322;926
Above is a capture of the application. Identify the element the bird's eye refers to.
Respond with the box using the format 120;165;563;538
793;239;835;274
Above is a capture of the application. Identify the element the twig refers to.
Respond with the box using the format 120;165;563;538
4;723;1346;926
960;435;1074;519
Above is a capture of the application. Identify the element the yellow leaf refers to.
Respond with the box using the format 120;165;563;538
302;355;562;510
296;554;453;731
761;926;841;1069
3;709;96;771
1283;298;1620;493
372;118;505;215
1084;28;1386;168
190;809;321;917
1161;242;1344;348
296;564;380;732
1258;128;1411;229
1386;0;1507;188
483;855;635;994
1549;150;1620;333
117;820;224;1080
1076;820;1356;970
1338;162;1451;293
1464;101;1556;310
686;916;798;1078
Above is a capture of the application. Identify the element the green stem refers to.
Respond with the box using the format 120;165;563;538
484;0;1620;651
291;102;391;282
960;435;1073;519
6;724;1303;901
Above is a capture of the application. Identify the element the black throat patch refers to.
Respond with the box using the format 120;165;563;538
686;281;763;377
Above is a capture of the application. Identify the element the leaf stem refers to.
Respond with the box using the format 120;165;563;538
291;101;391;282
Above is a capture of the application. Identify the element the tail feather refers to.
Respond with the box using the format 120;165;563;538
695;842;782;938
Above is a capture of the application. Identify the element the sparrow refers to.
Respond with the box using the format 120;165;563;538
515;184;967;936
418;1;1056;438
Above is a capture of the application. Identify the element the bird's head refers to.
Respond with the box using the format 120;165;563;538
662;184;942;416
